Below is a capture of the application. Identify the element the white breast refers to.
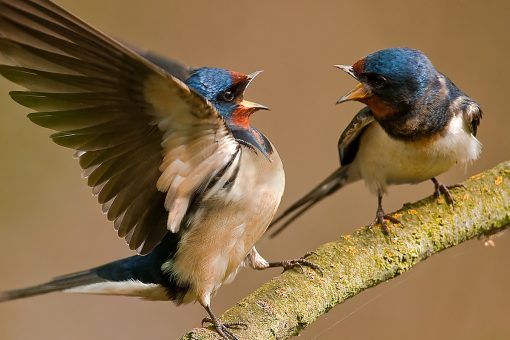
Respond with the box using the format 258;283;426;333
351;115;481;194
169;144;285;306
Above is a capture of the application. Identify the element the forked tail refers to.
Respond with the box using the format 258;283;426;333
0;233;183;302
0;269;106;302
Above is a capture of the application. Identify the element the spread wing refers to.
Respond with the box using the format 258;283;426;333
0;0;239;255
337;107;375;166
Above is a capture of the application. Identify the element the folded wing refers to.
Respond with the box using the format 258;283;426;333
337;107;375;166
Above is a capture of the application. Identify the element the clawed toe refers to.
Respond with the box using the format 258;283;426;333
291;259;323;275
447;183;466;190
434;184;454;204
268;258;323;275
203;305;247;340
215;326;238;340
202;317;247;339
432;178;465;206
370;194;404;235
302;251;318;259
202;318;247;330
224;322;248;330
370;210;403;235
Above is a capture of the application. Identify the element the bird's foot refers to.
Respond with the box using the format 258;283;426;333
201;317;247;340
432;178;465;206
202;305;247;340
268;258;323;276
302;250;318;259
369;208;403;235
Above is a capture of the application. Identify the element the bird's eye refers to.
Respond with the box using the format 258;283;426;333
368;74;387;89
220;90;235;102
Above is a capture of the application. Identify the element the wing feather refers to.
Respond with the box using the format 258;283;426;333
461;101;482;136
337;107;375;166
0;0;238;254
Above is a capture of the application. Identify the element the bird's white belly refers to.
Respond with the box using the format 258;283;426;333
353;116;481;194
170;146;285;306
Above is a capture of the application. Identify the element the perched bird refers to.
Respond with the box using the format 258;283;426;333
0;1;318;339
270;48;482;236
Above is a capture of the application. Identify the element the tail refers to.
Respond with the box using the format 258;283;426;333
0;234;182;302
269;166;352;237
0;269;108;302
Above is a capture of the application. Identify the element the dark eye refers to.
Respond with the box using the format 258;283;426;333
220;90;235;102
368;74;387;89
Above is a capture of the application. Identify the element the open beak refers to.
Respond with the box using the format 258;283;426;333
334;64;372;104
239;71;270;111
336;83;372;104
246;70;263;88
240;99;269;111
334;65;357;79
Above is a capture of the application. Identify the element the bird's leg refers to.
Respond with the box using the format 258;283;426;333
369;192;402;234
201;304;247;340
246;247;323;275
266;259;323;275
431;177;465;205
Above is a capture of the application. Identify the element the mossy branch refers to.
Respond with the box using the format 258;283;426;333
182;161;510;340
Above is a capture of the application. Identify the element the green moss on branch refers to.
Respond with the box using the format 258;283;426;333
182;161;510;339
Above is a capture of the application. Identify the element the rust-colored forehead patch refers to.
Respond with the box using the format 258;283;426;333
230;71;248;85
352;58;365;75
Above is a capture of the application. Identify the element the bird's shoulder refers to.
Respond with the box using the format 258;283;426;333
338;107;375;166
444;77;482;136
120;42;193;82
135;49;193;82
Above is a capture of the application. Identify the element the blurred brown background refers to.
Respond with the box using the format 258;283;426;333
0;0;509;339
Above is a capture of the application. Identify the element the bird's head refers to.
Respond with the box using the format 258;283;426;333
336;48;437;119
186;68;268;129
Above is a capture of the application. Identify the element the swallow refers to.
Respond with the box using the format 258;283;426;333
0;1;318;339
270;48;482;236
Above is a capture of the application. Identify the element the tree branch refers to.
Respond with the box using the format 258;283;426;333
181;161;510;339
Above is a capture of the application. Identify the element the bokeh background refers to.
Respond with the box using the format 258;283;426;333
0;1;509;339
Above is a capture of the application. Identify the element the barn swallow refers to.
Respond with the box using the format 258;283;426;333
270;48;482;236
0;1;318;339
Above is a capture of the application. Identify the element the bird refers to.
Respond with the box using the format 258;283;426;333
269;47;482;237
0;1;319;339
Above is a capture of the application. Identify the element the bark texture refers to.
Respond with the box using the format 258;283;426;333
182;161;510;339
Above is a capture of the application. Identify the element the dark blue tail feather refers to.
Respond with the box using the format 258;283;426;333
0;233;189;302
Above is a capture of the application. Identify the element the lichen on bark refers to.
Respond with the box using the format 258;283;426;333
182;161;510;340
